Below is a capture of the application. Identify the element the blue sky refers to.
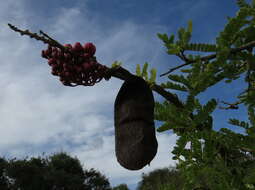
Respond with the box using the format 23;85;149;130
0;0;247;189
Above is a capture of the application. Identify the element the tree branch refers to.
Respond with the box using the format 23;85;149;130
8;23;185;108
104;66;185;108
8;23;68;52
160;40;255;77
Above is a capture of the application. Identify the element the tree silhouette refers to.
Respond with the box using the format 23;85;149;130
112;184;130;190
137;167;184;190
0;152;111;190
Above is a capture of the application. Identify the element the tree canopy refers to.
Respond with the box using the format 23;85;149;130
112;184;130;190
0;152;111;190
137;167;184;190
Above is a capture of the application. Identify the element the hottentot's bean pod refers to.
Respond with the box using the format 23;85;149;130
114;76;158;170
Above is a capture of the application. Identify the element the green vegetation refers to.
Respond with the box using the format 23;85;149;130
0;152;111;190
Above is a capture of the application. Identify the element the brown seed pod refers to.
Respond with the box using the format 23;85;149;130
114;76;158;170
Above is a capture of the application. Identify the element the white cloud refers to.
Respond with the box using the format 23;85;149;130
0;1;177;189
74;132;178;187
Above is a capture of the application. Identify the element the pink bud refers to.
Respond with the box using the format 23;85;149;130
48;58;57;65
57;50;64;58
75;65;83;73
73;42;83;52
64;53;71;60
83;42;96;56
64;44;72;49
82;62;90;70
51;51;58;58
64;71;70;77
83;53;90;59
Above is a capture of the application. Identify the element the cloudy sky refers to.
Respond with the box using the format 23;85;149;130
0;0;248;189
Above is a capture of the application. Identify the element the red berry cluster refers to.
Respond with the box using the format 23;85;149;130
41;42;108;86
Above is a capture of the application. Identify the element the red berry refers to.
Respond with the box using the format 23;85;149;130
51;51;58;58
63;63;69;69
51;64;59;71
75;65;82;73
73;42;83;52
83;53;90;59
82;62;90;70
64;53;71;60
48;58;57;65
83;42;96;56
64;71;70;77
64;44;72;49
57;50;64;58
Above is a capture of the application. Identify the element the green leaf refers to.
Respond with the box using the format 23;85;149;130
111;61;122;68
248;106;255;126
178;27;185;42
168;74;191;88
149;68;157;83
228;118;250;129
161;81;187;91
187;20;193;33
157;122;171;132
224;79;232;83
168;34;175;43
136;64;141;76
141;62;148;80
193;99;217;125
185;43;217;52
167;44;181;54
181;69;192;73
237;0;250;8
203;99;217;113
157;33;169;43
185;94;196;112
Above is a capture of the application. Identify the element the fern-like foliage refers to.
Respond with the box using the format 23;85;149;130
228;118;250;129
136;62;157;85
216;5;252;47
167;74;191;88
184;43;217;52
154;1;255;189
160;81;187;92
154;101;191;133
192;99;217;126
237;0;250;8
158;20;192;55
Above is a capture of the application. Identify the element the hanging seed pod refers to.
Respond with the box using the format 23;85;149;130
114;76;158;170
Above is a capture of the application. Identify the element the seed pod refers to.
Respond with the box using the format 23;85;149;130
114;76;158;170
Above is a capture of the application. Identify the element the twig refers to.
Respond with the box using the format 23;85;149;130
160;40;255;77
39;30;66;51
8;23;67;52
218;100;241;110
240;147;255;153
177;50;191;62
